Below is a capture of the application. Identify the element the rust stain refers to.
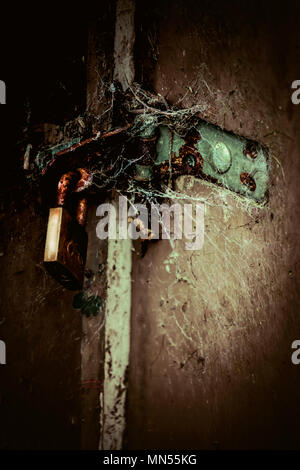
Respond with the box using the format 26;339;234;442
77;197;88;226
57;171;80;206
55;125;132;157
243;143;258;160
240;172;256;191
178;129;203;175
75;168;93;192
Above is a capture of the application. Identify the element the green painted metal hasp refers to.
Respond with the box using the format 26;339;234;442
36;117;269;204
154;121;269;203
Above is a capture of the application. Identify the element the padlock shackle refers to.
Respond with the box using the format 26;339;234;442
57;169;91;226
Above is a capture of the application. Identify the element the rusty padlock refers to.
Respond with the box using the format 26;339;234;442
44;169;90;290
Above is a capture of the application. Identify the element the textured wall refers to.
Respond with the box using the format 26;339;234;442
0;191;81;449
126;0;300;449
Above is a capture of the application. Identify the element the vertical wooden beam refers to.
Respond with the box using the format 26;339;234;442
113;0;136;91
82;0;135;450
100;0;136;450
101;216;132;450
86;3;116;119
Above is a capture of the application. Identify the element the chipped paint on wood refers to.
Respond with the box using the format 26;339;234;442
113;0;136;90
99;0;135;450
100;201;132;450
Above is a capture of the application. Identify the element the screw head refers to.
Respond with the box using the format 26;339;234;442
212;142;232;173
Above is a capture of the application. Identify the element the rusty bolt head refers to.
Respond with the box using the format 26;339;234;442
243;143;258;160
57;171;80;206
240;172;256;192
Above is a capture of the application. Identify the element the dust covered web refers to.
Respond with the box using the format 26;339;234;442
129;177;275;384
89;81;209;188
32;80;271;286
89;82;268;245
86;84;287;389
91;85;275;374
117;88;275;377
123;173;274;384
87;84;277;365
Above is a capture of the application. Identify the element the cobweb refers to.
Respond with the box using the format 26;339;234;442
88;82;268;249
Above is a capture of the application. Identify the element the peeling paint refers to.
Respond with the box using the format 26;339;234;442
113;0;136;90
100;201;132;450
